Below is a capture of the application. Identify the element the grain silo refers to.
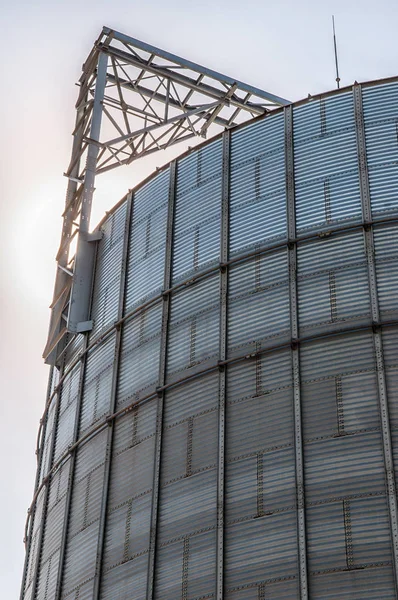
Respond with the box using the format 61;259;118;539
20;27;398;600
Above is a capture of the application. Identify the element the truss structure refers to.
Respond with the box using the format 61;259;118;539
43;26;290;365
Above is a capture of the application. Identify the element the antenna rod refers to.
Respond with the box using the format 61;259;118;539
332;15;341;89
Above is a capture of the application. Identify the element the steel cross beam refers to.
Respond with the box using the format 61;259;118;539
43;26;290;365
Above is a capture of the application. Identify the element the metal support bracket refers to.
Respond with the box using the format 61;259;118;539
85;231;103;242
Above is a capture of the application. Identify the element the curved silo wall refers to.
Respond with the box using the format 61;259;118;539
21;78;398;600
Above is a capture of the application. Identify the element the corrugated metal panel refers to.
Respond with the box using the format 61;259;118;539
91;202;127;338
79;335;115;433
158;469;217;544
225;511;298;588
161;408;218;486
102;494;151;573
230;113;286;254
298;231;370;336
177;140;222;193
54;364;81;461
187;530;217;599
125;170;169;312
228;250;290;355
67;431;107;538
101;397;156;594
226;349;293;461
63;334;84;370
226;447;296;523
226;389;293;461
117;303;162;409
112;397;157;456
294;93;362;233
374;225;398;320
228;347;292;401
61;520;99;598
363;81;398;122
306;495;392;576
40;463;70;564
340;371;381;434
305;432;385;503
382;327;398;367
173;140;222;283
164;372;218;427
293;92;355;141
154;540;184;599
310;567;395;599
306;502;347;572
36;549;60;600
167;275;220;377
363;82;398;215
350;495;392;564
302;371;379;441
162;374;218;487
37;464;70;598
61;430;108;597
107;436;155;510
101;553;148;600
300;331;376;382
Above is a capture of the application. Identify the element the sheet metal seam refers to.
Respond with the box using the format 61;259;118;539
216;129;230;599
285;103;308;600
92;192;133;599
146;161;176;599
354;82;398;593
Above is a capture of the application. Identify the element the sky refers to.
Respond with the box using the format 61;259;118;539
1;0;398;596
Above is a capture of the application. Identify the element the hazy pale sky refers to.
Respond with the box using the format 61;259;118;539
1;0;398;596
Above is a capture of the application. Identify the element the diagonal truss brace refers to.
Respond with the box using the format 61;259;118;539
43;26;290;365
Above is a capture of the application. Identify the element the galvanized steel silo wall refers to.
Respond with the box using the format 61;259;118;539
21;78;398;600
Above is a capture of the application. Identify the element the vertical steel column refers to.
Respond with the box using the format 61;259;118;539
92;193;133;598
30;361;67;600
353;83;398;591
216;130;230;599
147;162;177;599
68;51;108;333
44;98;88;366
19;366;54;600
285;104;308;600
54;336;90;600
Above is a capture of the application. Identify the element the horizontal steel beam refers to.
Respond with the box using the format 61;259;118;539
101;27;290;106
100;44;271;115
